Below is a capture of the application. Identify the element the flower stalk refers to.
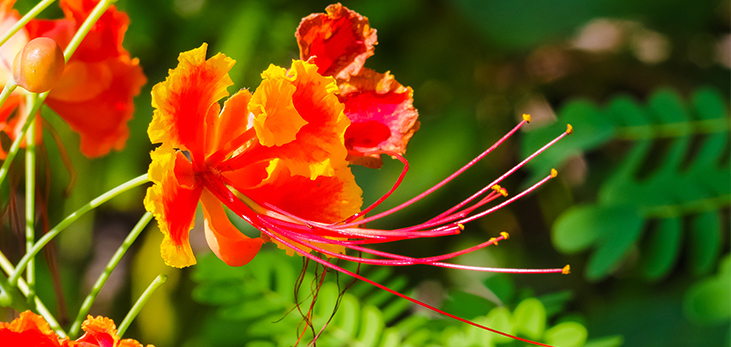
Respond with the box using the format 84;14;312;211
69;212;154;337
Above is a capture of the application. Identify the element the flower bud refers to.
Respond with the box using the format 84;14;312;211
12;37;65;93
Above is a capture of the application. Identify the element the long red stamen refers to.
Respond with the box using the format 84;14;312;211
339;117;531;228
344;150;409;223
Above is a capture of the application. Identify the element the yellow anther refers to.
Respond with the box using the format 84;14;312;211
500;231;509;240
523;113;532;123
491;184;502;192
562;265;571;274
457;223;465;231
488;237;498;245
566;124;573;134
551;168;558;178
500;188;508;197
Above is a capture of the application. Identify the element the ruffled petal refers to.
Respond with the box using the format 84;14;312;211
296;3;377;80
0;311;61;347
338;68;419;168
144;145;202;268
149;43;233;162
22;0;146;158
233;60;349;180
249;65;308;147
46;55;145;157
74;316;118;347
200;189;263;267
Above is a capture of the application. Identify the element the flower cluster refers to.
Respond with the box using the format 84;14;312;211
144;4;571;345
0;311;153;347
0;0;146;158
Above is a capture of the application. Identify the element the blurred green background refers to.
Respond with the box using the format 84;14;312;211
4;0;730;346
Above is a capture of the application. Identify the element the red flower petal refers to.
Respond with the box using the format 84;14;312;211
200;189;263;267
144;145;202;268
46;55;145;157
149;43;233;163
0;311;61;347
339;68;420;168
296;3;377;80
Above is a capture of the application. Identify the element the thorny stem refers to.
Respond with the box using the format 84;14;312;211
69;212;153;338
10;174;150;285
117;274;168;337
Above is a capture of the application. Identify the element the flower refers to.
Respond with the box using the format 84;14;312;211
145;43;362;268
0;0;146;158
296;3;419;168
0;311;153;347
146;6;573;346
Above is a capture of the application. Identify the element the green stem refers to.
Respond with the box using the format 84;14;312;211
614;118;730;140
0;0;115;187
642;195;731;219
117;274;168;337
10;174;149;285
69;212;153;338
24;96;37;302
0;90;47;188
0;270;30;312
0;251;65;337
0;0;56;48
0;81;18;109
63;0;116;62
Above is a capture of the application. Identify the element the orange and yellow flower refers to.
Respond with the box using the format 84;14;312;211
144;43;362;268
0;311;153;347
296;3;419;168
0;0;146;158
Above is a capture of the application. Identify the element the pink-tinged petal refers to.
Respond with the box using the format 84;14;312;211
296;3;377;80
242;159;362;225
0;0;28;85
74;316;117;347
200;189;263;267
339;68;420;168
144;145;202;268
149;43;233;162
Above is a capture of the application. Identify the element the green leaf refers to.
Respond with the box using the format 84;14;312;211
537;87;729;280
544;321;588;347
683;254;731;324
553;205;643;254
485;306;514;344
688;211;722;275
513;298;546;339
640;217;682;280
586;207;644;280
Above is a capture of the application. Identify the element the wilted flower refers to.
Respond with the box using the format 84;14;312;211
0;311;153;347
0;0;146;158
